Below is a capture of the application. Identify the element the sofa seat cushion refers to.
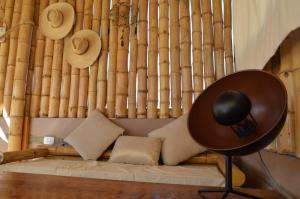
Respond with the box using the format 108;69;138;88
0;159;225;187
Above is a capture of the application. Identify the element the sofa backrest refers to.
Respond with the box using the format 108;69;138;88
30;118;175;139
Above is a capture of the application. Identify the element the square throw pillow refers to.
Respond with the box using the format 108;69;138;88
148;113;206;165
64;110;124;160
109;136;162;165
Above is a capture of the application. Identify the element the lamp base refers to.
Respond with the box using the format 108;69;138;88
198;188;262;199
198;155;262;199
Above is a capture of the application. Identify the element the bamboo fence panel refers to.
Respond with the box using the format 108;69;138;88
127;0;138;118
107;0;118;118
213;0;224;80
290;31;300;157
3;0;22;116
59;0;75;117
40;0;58;117
159;0;169;118
0;0;14;116
191;0;203;99
96;0;109;114
180;0;192;114
30;0;49;117
202;0;215;88
277;37;295;154
68;0;84;117
170;0;181;117
137;0;148;118
115;0;130;118
87;0;101;115
147;0;158;119
48;0;68;117
22;0;40;149
224;0;234;75
8;0;35;151
77;0;93;117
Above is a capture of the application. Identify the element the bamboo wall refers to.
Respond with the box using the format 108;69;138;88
265;29;300;158
0;0;235;151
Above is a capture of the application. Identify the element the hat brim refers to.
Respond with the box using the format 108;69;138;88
40;2;75;40
65;30;101;69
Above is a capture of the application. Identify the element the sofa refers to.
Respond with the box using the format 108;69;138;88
0;117;245;187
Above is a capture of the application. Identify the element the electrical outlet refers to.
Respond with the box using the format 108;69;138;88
43;136;55;145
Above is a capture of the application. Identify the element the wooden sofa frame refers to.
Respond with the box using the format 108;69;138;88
0;147;246;187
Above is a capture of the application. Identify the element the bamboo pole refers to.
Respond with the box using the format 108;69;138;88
263;55;279;151
22;0;41;150
180;0;192;114
0;0;5;25
96;0;110;114
289;31;300;157
3;0;22;116
25;0;40;117
40;0;58;117
224;0;234;75
48;39;63;117
127;0;138;118
76;0;93;118
48;0;67;118
147;0;158;118
87;0;102;115
191;0;203;99
202;0;215;87
127;0;137;119
106;0;118;118
68;0;84;118
213;0;224;80
0;148;49;164
115;0;130;118
277;37;295;154
59;0;75;117
137;0;148;118
8;0;35;151
30;0;49;117
170;0;181;117
0;0;14;116
159;0;169;118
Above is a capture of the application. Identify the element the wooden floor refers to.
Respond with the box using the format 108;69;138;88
0;172;282;199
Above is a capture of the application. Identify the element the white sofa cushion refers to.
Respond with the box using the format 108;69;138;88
109;136;161;165
64;110;124;160
148;113;206;165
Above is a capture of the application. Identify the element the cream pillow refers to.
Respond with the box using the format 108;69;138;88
148;113;206;165
64;110;124;160
109;136;162;165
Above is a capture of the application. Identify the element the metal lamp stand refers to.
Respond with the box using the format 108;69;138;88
198;156;262;199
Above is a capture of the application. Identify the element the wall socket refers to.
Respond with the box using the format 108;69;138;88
43;136;55;145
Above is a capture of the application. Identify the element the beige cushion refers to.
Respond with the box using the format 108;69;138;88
64;110;124;160
148;113;206;165
109;136;162;165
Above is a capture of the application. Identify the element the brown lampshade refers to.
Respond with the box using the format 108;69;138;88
188;70;287;156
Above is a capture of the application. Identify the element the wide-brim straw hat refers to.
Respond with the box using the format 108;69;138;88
65;30;101;69
40;2;75;40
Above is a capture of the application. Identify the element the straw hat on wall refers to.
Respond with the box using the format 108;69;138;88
65;30;101;69
40;2;75;40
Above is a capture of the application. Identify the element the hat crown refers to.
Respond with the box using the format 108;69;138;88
47;9;63;28
72;37;89;55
